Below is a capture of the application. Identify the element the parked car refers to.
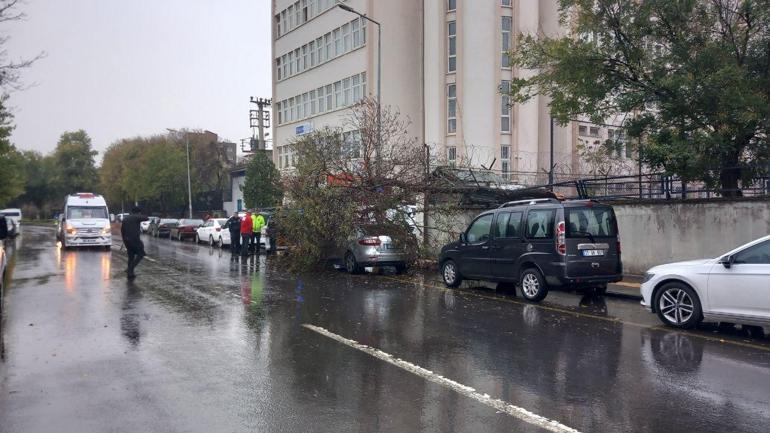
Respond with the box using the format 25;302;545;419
196;218;230;247
0;208;21;237
641;235;770;329
439;198;623;302
169;219;204;241
141;216;159;234
332;223;414;274
150;218;178;238
1;215;8;309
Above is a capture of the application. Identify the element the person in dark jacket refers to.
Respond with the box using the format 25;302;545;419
121;207;149;279
225;212;241;254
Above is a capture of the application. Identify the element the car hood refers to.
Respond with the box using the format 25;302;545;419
441;241;461;254
67;218;109;228
648;258;714;273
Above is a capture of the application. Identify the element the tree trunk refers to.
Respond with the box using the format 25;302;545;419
719;166;743;198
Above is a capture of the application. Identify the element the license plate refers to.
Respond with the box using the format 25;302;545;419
582;249;604;257
82;238;97;243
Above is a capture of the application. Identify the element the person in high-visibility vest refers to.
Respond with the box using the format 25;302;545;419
251;210;266;254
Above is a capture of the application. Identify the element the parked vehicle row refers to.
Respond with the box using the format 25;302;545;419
439;197;770;333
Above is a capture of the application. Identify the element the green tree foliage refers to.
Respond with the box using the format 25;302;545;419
509;0;770;196
99;131;234;214
280;99;424;269
52;130;99;194
0;95;25;207
242;150;283;209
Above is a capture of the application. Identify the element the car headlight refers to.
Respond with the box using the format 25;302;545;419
66;224;77;235
643;272;655;283
101;223;111;235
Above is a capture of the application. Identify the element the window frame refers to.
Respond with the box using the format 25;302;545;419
524;208;556;240
465;213;494;245
447;83;457;134
448;20;457;73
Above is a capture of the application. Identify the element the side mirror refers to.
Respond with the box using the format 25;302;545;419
720;255;734;269
459;233;467;244
109;214;115;223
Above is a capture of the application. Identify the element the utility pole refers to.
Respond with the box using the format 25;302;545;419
166;128;194;218
249;97;272;152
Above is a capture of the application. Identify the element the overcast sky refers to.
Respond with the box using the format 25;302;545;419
5;0;272;160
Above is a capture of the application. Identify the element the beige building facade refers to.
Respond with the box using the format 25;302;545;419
271;0;632;182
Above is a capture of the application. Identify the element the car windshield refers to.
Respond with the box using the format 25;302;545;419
67;206;108;219
1;211;20;217
566;207;617;238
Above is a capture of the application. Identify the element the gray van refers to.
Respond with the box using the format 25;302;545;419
439;198;622;302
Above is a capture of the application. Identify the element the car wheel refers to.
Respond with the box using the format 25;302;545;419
519;268;548;302
345;251;362;274
655;282;702;329
194;233;199;243
209;236;214;247
217;237;224;249
441;260;462;288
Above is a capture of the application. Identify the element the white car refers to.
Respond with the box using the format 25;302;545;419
195;218;230;247
0;208;21;237
641;235;770;329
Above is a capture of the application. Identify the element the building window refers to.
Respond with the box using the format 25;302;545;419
501;145;511;180
579;125;588;136
334;28;342;56
502;0;511;6
500;80;511;133
447;84;457;134
502;16;512;68
448;21;457;73
334;81;343;108
276;58;282;81
342;22;352;52
589;126;600;137
447;146;457;165
448;0;456;11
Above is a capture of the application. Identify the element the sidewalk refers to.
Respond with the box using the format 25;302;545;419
606;275;642;300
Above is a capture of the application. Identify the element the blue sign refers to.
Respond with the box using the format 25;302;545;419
295;122;313;136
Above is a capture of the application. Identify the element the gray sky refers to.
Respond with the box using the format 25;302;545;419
5;0;272;160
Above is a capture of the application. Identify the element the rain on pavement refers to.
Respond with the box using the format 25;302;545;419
1;226;770;432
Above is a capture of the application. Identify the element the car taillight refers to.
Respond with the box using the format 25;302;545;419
358;237;381;246
215;227;221;232
556;221;566;255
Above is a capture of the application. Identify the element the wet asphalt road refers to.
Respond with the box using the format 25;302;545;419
2;226;770;433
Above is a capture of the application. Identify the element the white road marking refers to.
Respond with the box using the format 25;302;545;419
302;324;581;433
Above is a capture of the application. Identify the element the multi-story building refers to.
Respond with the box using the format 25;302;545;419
271;0;423;171
271;0;633;183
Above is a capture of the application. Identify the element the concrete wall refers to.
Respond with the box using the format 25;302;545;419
614;200;770;274
425;199;770;276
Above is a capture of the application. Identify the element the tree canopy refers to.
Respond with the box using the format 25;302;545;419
242;150;283;210
509;0;770;195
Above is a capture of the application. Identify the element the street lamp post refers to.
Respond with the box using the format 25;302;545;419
337;3;381;171
167;128;194;218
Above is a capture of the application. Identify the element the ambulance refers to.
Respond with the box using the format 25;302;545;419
56;193;112;249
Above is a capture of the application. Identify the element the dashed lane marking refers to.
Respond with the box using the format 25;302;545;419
302;324;581;433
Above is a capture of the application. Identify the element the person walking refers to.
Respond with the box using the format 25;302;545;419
121;207;149;279
251;210;266;255
225;212;241;254
240;211;252;257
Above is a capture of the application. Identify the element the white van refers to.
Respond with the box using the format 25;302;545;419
56;193;112;249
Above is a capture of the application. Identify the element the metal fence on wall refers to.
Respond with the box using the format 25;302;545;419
491;169;770;201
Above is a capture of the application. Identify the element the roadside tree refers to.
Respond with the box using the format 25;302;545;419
242;150;283;210
508;0;770;196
